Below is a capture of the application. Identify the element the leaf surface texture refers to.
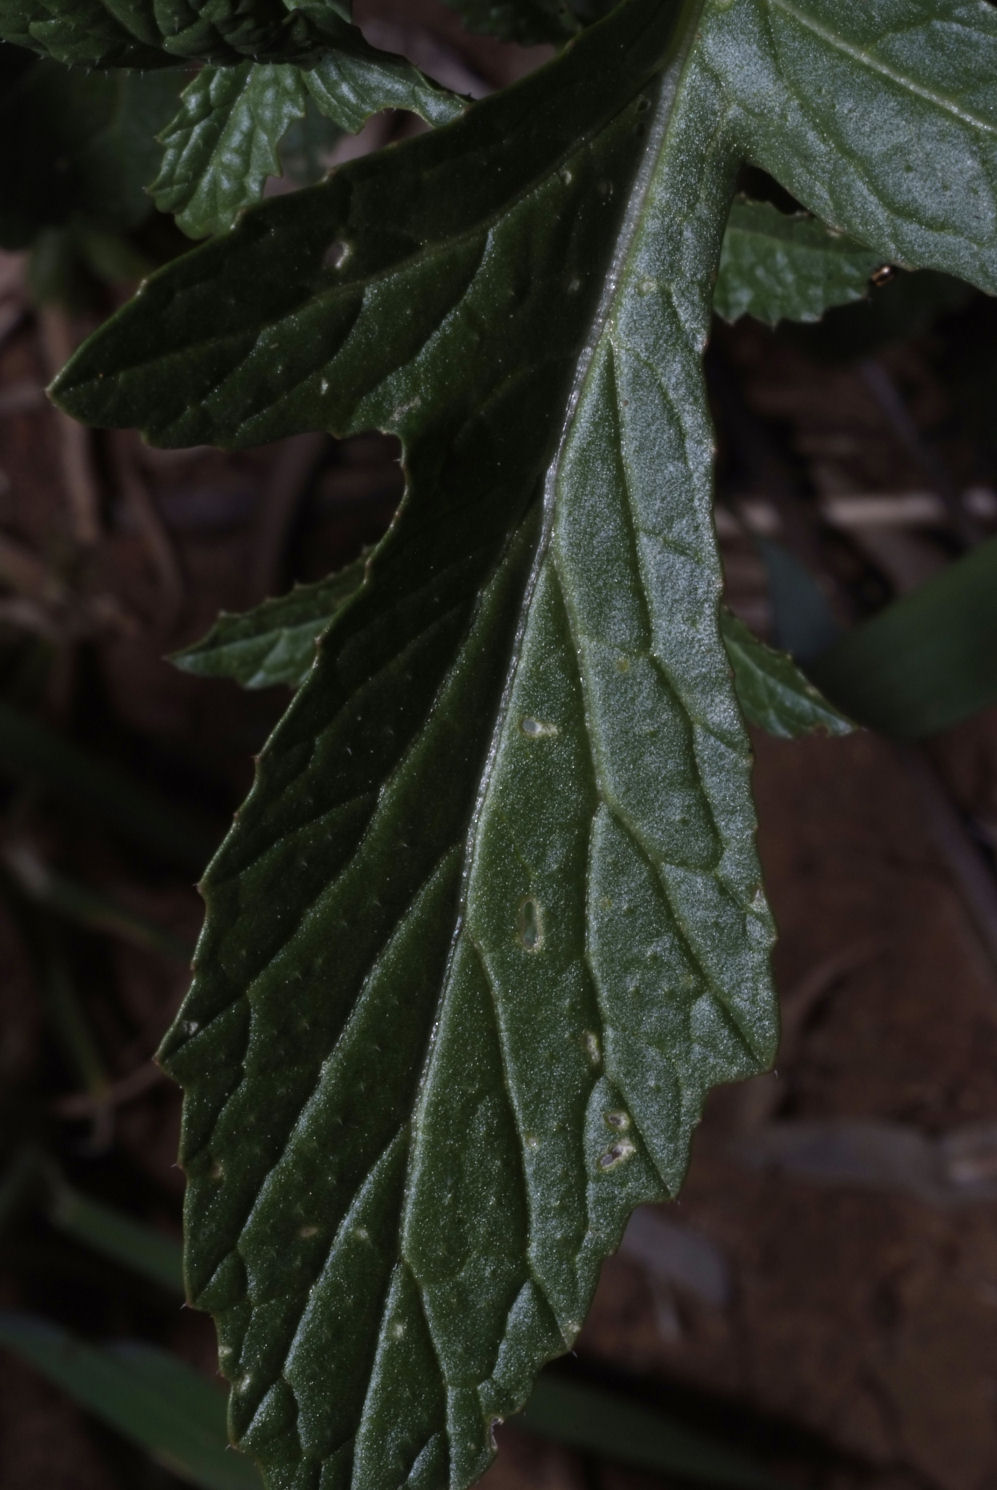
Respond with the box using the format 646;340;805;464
720;612;853;739
173;564;851;750
0;0;346;66
172;560;367;691
714;199;881;325
153;48;464;239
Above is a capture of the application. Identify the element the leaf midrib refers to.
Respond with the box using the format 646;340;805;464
768;0;997;137
329;4;716;1457
452;0;712;928
391;0;716;1378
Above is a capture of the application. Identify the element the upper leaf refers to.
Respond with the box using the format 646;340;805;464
152;44;464;240
1;0;388;68
298;38;466;132
151;65;315;240
0;0;314;67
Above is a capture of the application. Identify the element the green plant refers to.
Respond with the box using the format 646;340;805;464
1;3;995;1490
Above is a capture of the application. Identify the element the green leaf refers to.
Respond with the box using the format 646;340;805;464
48;1;997;1489
153;42;464;239
0;0;330;67
714;199;881;326
174;567;853;749
700;0;997;294
300;41;467;132
57;4;777;1485
171;558;366;690
153;63;312;240
810;535;997;739
720;611;853;740
0;1313;261;1490
0;51;182;249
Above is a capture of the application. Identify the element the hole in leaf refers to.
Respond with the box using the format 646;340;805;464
517;897;543;951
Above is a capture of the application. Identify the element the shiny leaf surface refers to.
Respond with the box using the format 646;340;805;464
173;563;852;751
58;4;778;1485
701;0;997;293
152;64;312;240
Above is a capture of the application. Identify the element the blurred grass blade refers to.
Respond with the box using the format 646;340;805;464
811;536;997;739
0;701;215;867
2;841;190;959
47;1181;183;1295
520;1376;782;1490
29;918;109;1100
757;538;841;663
0;1313;261;1490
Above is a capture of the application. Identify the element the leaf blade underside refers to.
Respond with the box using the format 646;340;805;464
714;199;881;325
58;3;777;1485
48;2;997;1489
